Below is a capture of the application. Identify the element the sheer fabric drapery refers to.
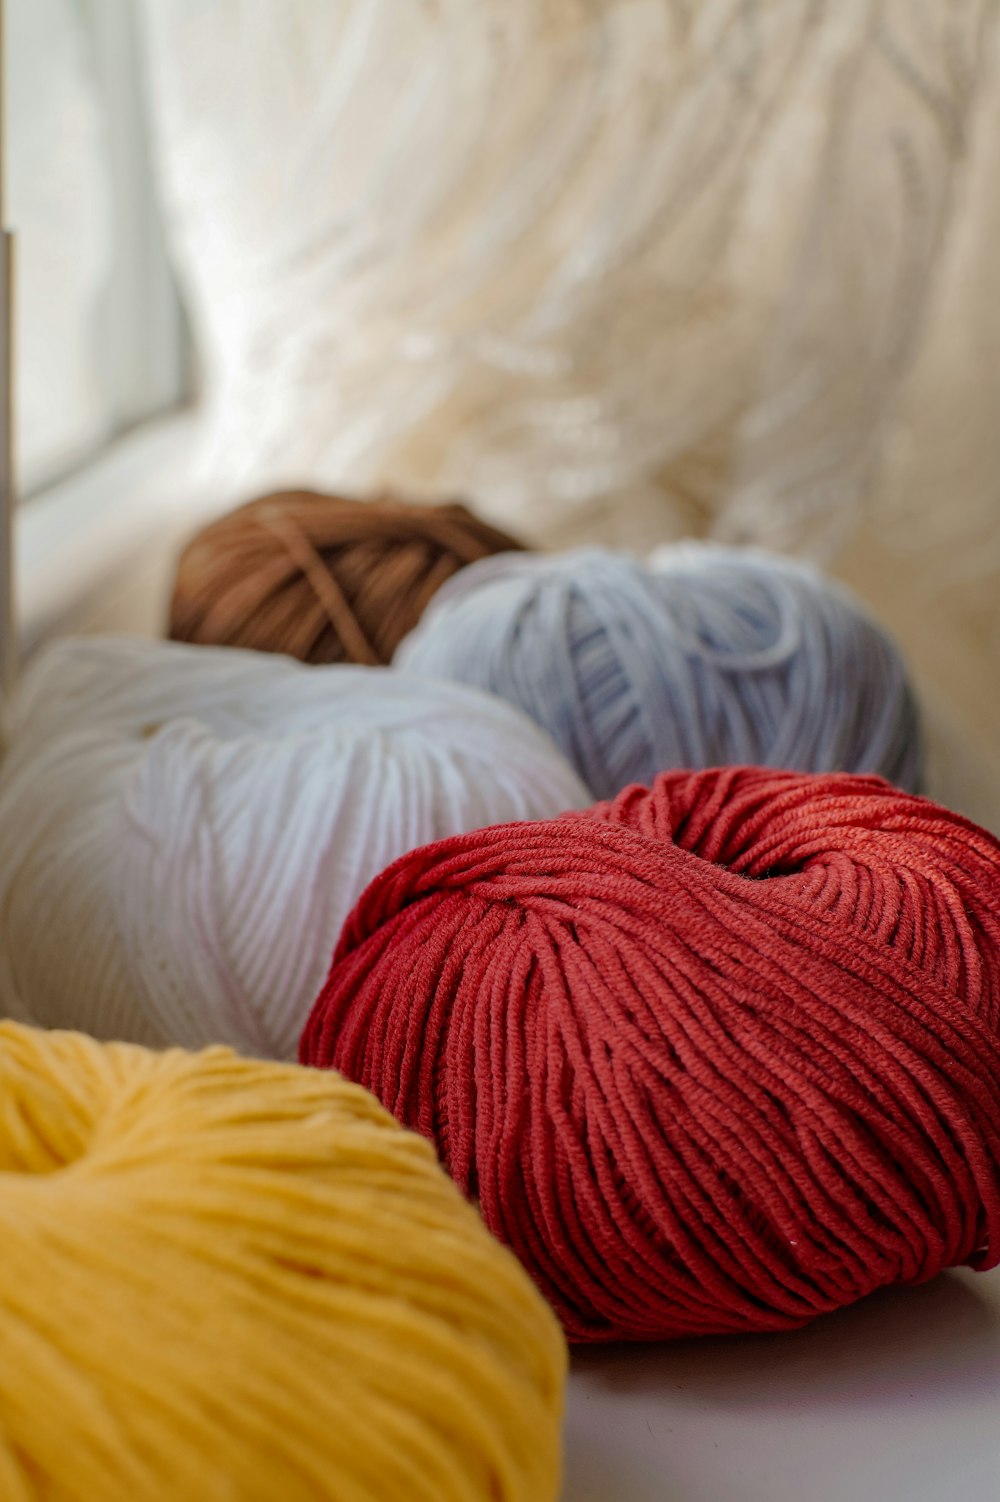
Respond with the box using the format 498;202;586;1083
139;0;1000;825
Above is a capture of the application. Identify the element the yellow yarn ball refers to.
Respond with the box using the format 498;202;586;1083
0;1023;565;1502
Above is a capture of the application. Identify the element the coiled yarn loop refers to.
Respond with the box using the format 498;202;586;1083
303;768;1000;1342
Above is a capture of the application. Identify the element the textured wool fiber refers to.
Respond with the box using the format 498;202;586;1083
0;1021;565;1502
303;768;1000;1342
0;636;588;1058
395;544;923;799
169;490;527;665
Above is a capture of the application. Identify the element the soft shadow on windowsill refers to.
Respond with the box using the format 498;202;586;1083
565;1270;1000;1502
571;1271;1000;1409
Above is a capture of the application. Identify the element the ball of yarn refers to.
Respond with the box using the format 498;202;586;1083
394;543;923;799
0;636;588;1058
301;767;1000;1343
168;490;527;665
0;1021;564;1502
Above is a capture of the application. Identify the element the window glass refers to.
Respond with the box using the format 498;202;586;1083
8;0;187;497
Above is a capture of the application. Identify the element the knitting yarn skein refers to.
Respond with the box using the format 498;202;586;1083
302;768;1000;1342
394;544;923;799
0;636;588;1058
0;1021;564;1502
169;490;527;664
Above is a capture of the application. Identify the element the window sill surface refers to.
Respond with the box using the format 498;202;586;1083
16;410;222;657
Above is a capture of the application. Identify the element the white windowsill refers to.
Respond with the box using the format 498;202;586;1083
16;409;226;657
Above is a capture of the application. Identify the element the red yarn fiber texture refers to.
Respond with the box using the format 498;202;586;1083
301;768;1000;1343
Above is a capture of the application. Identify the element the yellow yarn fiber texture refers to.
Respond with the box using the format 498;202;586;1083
0;1022;565;1502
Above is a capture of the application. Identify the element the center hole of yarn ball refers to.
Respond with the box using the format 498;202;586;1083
743;861;804;881
668;823;816;886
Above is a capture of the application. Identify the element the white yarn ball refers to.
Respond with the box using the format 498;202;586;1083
0;636;589;1058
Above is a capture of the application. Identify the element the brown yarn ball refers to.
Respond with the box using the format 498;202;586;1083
168;491;528;665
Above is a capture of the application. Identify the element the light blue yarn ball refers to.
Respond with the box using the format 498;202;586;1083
393;543;923;801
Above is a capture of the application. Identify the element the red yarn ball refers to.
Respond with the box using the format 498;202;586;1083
301;768;1000;1343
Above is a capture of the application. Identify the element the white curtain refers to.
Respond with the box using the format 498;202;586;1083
139;0;1000;824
